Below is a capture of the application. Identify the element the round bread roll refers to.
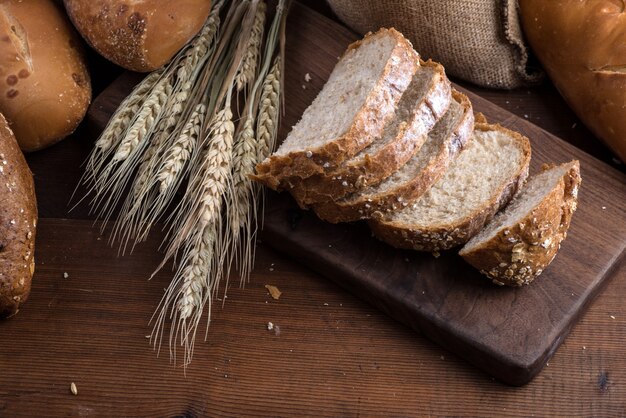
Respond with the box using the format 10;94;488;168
0;0;91;152
519;0;626;162
0;113;37;318
64;0;212;72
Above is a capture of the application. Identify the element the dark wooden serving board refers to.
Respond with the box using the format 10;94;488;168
88;4;626;386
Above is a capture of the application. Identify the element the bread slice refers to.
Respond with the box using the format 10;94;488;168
369;122;532;252
459;160;581;287
312;90;474;223
287;60;452;207
253;28;420;190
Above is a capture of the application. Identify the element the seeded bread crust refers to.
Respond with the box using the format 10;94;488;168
253;28;420;190
0;114;37;318
368;122;532;252
459;161;581;287
312;90;474;224
287;60;452;207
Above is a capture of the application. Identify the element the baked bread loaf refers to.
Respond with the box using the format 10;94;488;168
0;113;37;318
459;161;581;287
0;0;91;152
519;0;626;162
369;121;531;252
64;0;212;72
253;28;420;190
312;90;474;223
288;60;451;207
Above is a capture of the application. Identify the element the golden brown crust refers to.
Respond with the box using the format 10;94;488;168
0;113;37;318
64;0;212;72
252;28;420;190
520;0;626;162
0;0;91;152
368;122;532;252
287;60;451;207
459;160;581;287
312;90;474;224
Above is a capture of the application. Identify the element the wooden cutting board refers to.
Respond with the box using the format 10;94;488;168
88;4;626;386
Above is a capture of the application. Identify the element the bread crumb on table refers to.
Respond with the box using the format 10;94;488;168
70;382;78;396
304;73;312;82
264;284;282;300
63;272;69;279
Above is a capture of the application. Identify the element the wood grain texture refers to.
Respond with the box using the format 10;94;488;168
1;2;625;416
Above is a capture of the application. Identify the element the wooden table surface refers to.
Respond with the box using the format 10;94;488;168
2;2;626;417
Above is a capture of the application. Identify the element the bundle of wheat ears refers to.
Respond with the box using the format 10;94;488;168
79;0;288;366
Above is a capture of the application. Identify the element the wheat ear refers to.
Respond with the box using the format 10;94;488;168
150;223;216;365
161;104;234;266
158;103;206;195
82;70;163;187
256;56;281;161
94;71;163;155
177;2;222;83
88;77;173;227
235;1;266;92
112;77;171;163
226;116;258;282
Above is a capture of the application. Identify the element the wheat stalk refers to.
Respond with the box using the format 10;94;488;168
112;78;172;163
94;71;163;155
256;56;281;161
151;223;216;365
195;106;234;229
158;103;206;195
177;2;222;84
226;116;258;281
79;0;289;368
235;1;266;92
80;70;164;193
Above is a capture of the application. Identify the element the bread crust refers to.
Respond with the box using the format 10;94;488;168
0;0;92;151
312;90;474;224
368;122;532;252
287;60;451;207
64;0;211;72
0;113;37;318
520;0;626;162
253;28;420;190
459;161;581;287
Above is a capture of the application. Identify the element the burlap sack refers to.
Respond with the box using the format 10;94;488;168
327;0;543;89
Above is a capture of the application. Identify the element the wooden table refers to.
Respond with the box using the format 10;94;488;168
1;3;625;416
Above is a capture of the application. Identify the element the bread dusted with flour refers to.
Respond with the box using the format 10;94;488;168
254;28;420;189
312;90;474;223
288;60;451;207
459;161;580;287
369;122;531;252
0;114;37;318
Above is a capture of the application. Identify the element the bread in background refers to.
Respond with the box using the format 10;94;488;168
520;0;626;162
0;0;91;152
64;0;212;72
0;113;37;318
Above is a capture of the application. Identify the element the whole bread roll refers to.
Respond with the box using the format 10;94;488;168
519;0;626;162
0;113;37;318
64;0;212;72
0;0;91;152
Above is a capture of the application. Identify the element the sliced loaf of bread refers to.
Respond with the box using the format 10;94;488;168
459;160;581;287
253;28;420;190
287;60;452;207
369;122;532;252
312;90;474;224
